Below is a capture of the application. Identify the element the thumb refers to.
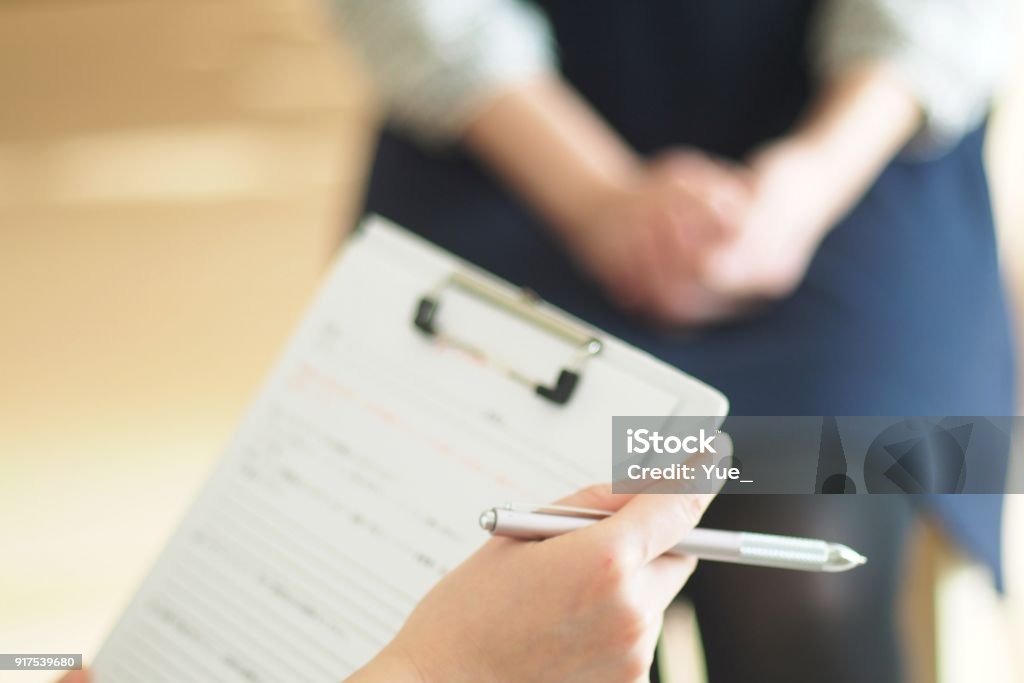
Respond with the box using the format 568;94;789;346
606;491;716;568
599;432;732;566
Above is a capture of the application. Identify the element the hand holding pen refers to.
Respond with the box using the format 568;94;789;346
349;484;719;683
479;434;866;574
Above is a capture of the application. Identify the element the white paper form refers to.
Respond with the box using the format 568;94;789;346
92;216;727;682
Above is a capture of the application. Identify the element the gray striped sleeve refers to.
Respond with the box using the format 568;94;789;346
330;0;556;145
813;0;1012;155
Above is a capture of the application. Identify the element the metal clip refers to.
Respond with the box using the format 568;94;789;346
413;271;602;405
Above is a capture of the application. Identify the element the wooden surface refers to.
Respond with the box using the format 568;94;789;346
0;3;1020;682
0;2;376;679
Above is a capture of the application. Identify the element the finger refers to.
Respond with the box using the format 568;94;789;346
56;670;89;683
702;243;794;300
631;610;665;682
634;217;678;316
668;187;724;246
644;208;724;323
652;148;733;188
661;199;705;254
638;554;699;611
605;493;714;569
650;147;707;176
654;153;750;241
606;231;654;312
697;226;782;302
670;151;753;199
704;186;749;238
555;437;730;562
669;281;751;326
694;177;749;242
538;484;638;561
644;272;748;327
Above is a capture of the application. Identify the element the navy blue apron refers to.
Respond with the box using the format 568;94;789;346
360;0;1016;678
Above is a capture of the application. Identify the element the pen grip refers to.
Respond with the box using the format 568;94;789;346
677;529;831;570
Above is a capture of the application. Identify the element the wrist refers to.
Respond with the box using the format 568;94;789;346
460;76;645;247
548;167;645;246
759;64;921;222
743;136;847;244
753;134;836;183
384;632;498;683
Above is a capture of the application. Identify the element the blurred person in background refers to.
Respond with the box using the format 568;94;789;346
330;1;1016;681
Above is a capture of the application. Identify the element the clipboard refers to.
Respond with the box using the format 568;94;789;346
92;215;728;682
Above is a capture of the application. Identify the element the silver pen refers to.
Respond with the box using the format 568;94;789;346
479;504;867;572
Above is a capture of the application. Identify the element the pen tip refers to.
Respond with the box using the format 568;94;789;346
826;543;868;571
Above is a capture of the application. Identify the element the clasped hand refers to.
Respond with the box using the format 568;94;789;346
561;141;835;326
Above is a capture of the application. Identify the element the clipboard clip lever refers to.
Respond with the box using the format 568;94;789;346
414;272;602;405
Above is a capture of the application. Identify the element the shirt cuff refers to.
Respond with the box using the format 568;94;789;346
812;0;1011;157
334;0;557;145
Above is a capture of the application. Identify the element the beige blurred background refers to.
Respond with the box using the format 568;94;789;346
0;1;1021;682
